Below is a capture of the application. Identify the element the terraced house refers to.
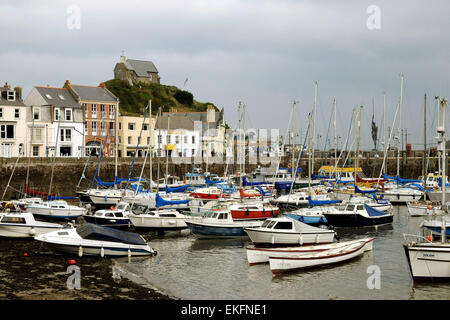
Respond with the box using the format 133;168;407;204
64;80;119;157
25;86;84;157
0;82;27;157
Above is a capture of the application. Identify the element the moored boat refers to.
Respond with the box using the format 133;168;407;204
246;237;374;265
0;212;69;238
243;217;336;247
185;210;263;239
269;239;370;274
34;223;156;257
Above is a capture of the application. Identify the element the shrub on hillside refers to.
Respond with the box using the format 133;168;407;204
174;90;193;106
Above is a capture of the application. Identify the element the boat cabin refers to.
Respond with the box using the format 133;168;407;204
317;166;363;180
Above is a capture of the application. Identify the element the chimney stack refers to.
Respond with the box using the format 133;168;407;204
14;87;22;100
4;82;10;90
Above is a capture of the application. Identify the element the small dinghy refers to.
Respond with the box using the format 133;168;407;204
0;212;68;238
246;237;375;265
269;239;370;274
243;217;336;247
34;223;156;257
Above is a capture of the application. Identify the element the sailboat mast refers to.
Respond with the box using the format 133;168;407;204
356;105;363;174
165;115;170;184
49;119;61;196
333;99;337;169
149;100;153;191
292;101;297;179
312;81;317;175
243;103;246;175
115;101;118;186
397;74;404;177
308;113;312;193
383;92;386;175
440;98;446;243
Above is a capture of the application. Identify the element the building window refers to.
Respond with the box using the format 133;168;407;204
0;108;3;118
109;105;115;119
54;108;60;121
0;124;14;139
192;136;195;144
65;109;72;121
32;128;43;142
33;146;39;157
167;135;171;144
128;136;132;144
158;135;162;144
147;137;150;145
7;91;15;101
33;107;40;120
142;123;148;131
175;136;180;144
128;123;135;131
58;94;65;100
92;122;97;134
83;103;88;118
118;136;121;144
92;104;97;118
184;136;187;144
14;109;20;119
149;74;153;81
60;129;71;142
101;104;106;118
119;122;121;130
84;122;88;134
192;149;195;156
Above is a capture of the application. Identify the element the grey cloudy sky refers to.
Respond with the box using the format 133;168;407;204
1;0;449;150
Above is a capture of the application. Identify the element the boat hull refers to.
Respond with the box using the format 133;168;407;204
269;241;367;274
403;243;450;280
244;228;336;246
323;213;393;228
185;221;249;239
44;242;154;257
0;225;63;238
246;238;374;265
129;216;188;230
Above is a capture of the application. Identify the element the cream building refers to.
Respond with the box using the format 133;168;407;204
118;115;155;157
0;83;28;157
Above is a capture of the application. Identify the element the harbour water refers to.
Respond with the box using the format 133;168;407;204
114;206;450;300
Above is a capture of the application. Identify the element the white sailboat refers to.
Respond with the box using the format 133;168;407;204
403;97;450;281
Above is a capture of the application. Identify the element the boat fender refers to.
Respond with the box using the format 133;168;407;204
299;235;303;245
78;245;83;257
263;208;265;215
29;227;36;236
100;247;105;258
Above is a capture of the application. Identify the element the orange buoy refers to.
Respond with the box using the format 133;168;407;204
24;253;28;257
68;259;76;265
110;206;115;210
427;205;433;210
427;235;433;242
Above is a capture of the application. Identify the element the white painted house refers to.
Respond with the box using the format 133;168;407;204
0;83;27;157
25;86;84;157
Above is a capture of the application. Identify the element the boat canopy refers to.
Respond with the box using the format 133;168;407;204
205;178;225;185
47;196;77;201
165;184;191;193
364;203;387;217
308;196;340;207
76;223;147;245
155;193;190;208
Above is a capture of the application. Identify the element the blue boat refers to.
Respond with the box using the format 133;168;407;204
185;211;263;239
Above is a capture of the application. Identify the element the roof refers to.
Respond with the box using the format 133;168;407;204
155;115;195;130
34;87;80;108
70;84;118;102
163;110;224;131
125;59;159;77
0;86;26;107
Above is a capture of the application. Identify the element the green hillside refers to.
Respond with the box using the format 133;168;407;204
103;79;219;116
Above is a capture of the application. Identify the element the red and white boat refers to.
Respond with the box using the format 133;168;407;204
355;174;387;185
229;202;279;220
190;187;229;200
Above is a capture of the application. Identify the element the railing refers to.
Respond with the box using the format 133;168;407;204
403;233;432;244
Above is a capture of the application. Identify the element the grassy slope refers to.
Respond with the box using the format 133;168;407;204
104;79;219;116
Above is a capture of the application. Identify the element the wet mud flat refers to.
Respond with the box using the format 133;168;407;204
0;238;173;300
